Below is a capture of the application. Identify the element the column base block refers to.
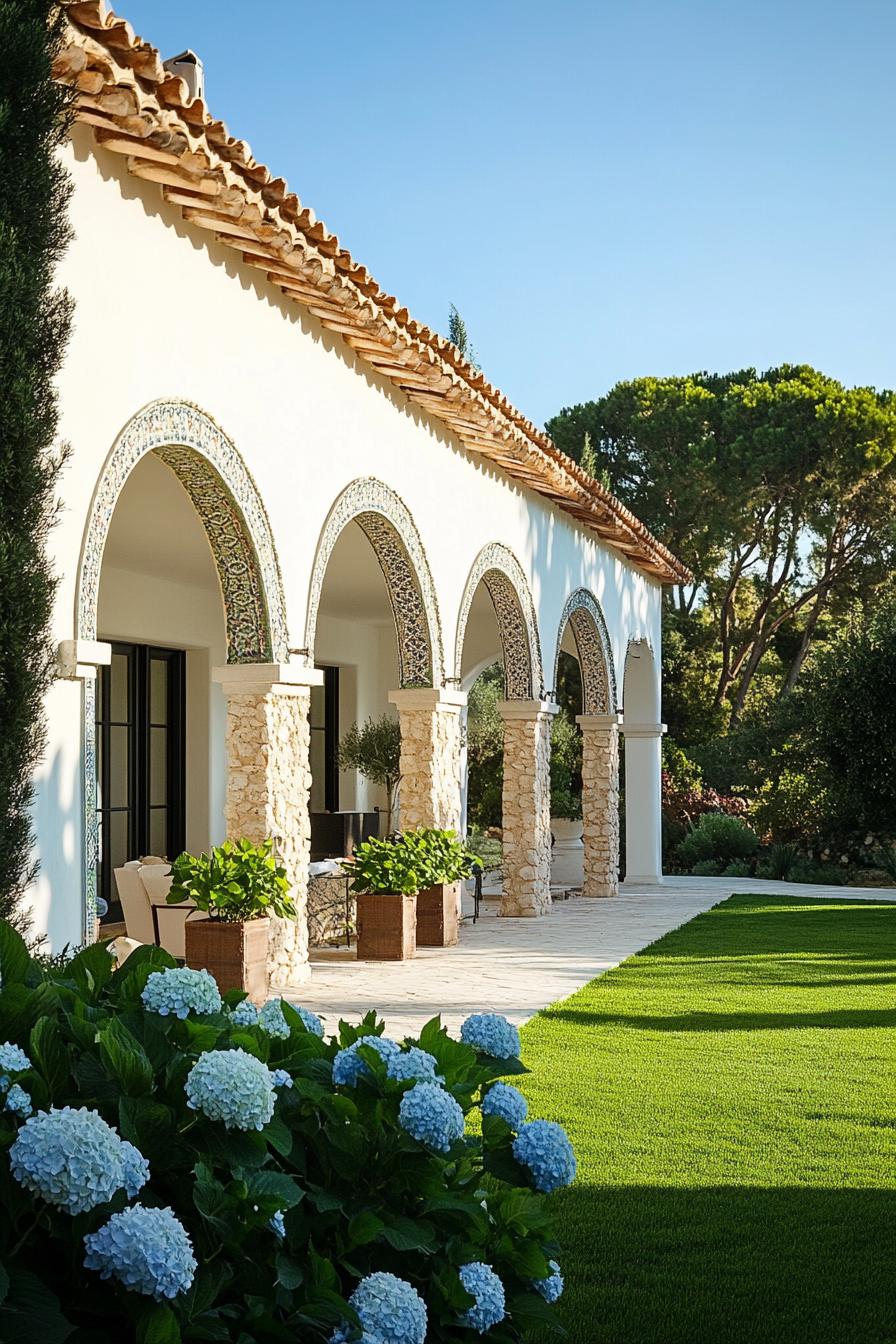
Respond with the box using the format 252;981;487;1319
622;874;665;886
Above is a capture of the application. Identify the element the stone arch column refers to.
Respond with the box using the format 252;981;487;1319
73;400;312;978
553;589;621;898
305;478;457;832
455;545;553;916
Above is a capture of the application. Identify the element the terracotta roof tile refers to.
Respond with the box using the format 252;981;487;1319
55;0;690;585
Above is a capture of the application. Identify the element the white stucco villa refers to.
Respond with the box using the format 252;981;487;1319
35;3;689;976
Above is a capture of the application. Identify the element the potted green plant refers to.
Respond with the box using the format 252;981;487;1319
167;838;294;1000
403;828;473;947
337;715;402;832
343;834;424;960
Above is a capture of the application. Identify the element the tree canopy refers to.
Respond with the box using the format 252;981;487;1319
548;366;896;724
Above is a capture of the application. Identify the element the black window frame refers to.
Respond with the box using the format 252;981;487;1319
310;665;340;813
96;641;186;916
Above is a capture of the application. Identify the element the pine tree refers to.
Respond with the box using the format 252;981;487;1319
447;303;479;370
0;1;73;928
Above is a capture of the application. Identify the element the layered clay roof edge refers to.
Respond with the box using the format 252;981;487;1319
55;0;691;585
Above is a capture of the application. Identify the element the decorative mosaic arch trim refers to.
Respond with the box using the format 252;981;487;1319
77;399;289;663
304;478;444;687
553;589;618;713
454;543;544;700
75;399;289;944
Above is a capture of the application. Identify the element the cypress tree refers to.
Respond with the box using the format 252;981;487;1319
0;0;72;928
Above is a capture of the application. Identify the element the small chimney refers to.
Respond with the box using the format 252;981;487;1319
162;49;204;103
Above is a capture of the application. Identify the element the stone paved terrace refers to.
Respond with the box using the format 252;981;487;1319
285;876;894;1039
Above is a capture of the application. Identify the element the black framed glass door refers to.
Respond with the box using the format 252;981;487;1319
96;643;186;918
310;665;340;813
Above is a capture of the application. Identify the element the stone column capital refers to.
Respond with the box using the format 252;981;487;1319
57;639;111;681
497;699;559;722
389;687;467;714
620;720;667;739
213;662;324;697
576;712;623;732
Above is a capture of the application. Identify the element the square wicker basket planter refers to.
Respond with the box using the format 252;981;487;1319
185;917;270;1002
355;892;417;961
416;882;460;947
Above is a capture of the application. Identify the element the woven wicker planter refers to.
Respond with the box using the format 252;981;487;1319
416;882;460;947
355;892;417;961
185;917;270;1002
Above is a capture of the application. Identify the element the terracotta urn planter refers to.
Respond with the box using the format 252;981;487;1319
416;882;460;947
355;892;417;960
185;917;270;1003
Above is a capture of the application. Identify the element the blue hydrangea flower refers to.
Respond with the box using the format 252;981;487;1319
398;1082;464;1153
185;1049;275;1131
269;1210;286;1239
270;1068;293;1089
513;1120;577;1193
9;1106;149;1213
460;1013;520;1059
229;998;259;1027
332;1035;400;1087
293;1004;325;1036
331;1272;427;1344
386;1047;444;1085
84;1205;196;1300
5;1084;31;1118
257;998;290;1038
459;1262;506;1333
0;1042;31;1091
142;967;222;1019
481;1081;528;1129
533;1259;564;1303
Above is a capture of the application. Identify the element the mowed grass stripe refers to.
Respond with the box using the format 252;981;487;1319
517;895;896;1344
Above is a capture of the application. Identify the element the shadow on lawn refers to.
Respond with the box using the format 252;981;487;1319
550;1183;896;1344
545;1005;896;1032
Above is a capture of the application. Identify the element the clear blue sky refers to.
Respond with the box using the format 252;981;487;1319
120;0;895;428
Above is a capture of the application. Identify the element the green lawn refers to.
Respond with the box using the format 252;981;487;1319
518;894;896;1344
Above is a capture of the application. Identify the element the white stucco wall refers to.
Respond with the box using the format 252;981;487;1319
32;126;662;948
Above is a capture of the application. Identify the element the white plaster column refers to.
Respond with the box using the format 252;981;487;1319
577;712;622;898
213;662;323;986
388;687;466;832
497;700;558;917
58;639;112;944
620;719;666;885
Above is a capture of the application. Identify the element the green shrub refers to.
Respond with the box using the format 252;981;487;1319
766;842;800;881
347;830;475;894
167;838;294;921
550;714;582;821
677;813;759;868
0;922;567;1341
722;860;752;878
691;858;724;876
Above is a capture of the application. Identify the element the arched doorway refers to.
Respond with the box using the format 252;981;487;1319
621;637;664;884
76;400;291;945
304;479;454;838
552;590;620;897
455;545;552;917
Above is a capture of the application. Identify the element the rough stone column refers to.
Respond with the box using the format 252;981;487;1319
620;719;667;885
577;713;622;898
213;663;323;986
497;700;558;917
388;688;466;832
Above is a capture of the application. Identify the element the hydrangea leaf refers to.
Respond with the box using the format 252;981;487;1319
97;1019;154;1097
379;1213;437;1252
135;1301;180;1344
244;1169;304;1212
28;1017;67;1099
0;923;31;987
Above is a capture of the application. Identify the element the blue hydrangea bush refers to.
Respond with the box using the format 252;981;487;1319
0;922;570;1341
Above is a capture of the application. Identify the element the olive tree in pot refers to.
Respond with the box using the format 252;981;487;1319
166;838;294;1001
337;714;401;833
404;827;474;947
343;834;424;960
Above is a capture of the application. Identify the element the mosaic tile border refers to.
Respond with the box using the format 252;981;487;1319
553;588;618;713
453;543;544;700
304;478;444;688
